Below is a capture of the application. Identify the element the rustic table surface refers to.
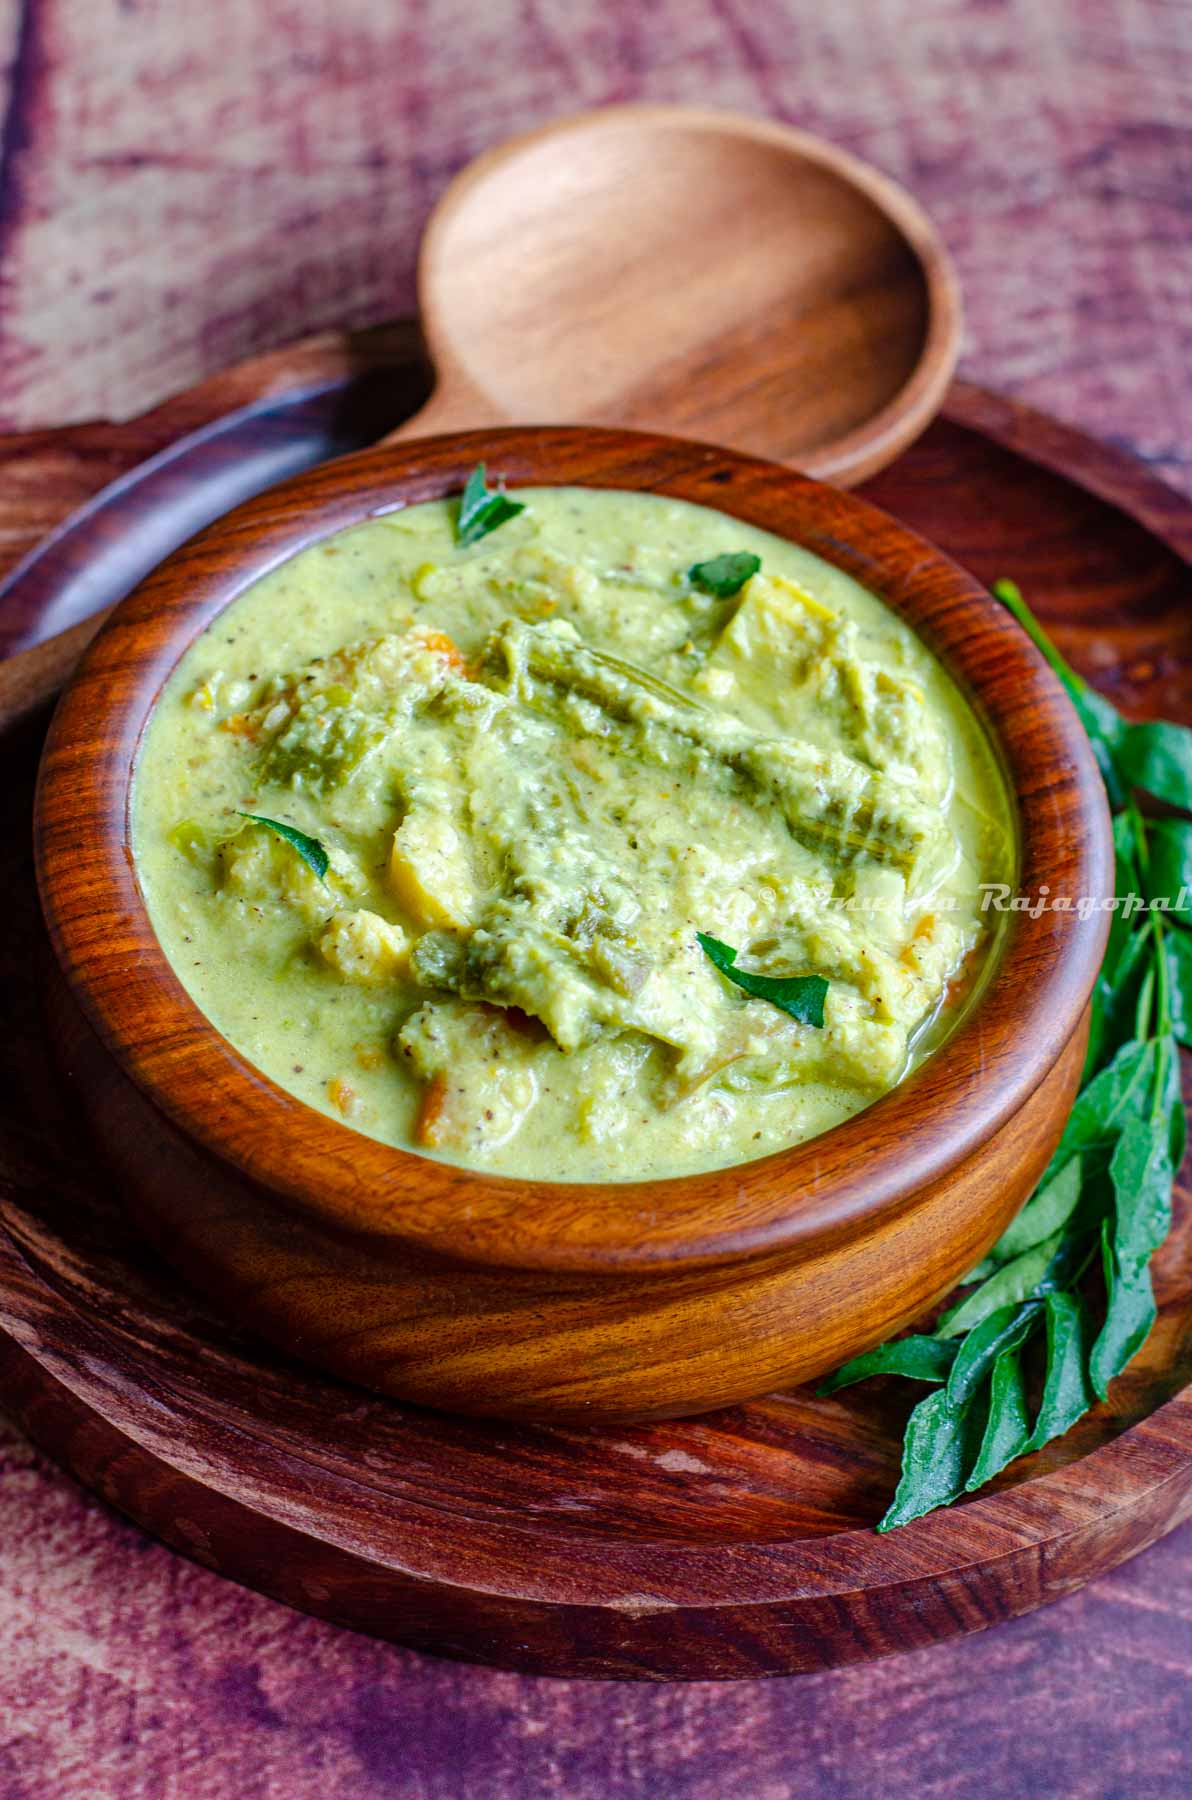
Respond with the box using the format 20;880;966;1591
1;2;1190;1796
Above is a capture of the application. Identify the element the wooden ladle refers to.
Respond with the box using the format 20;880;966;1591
0;104;960;728
389;105;960;476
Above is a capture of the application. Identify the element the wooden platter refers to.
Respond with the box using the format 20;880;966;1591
0;331;1189;1680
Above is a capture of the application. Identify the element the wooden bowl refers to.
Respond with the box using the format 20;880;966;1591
34;428;1113;1424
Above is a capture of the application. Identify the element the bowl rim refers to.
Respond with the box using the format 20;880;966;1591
35;426;1113;1273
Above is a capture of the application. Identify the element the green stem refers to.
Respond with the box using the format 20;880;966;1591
1134;962;1156;1042
1153;912;1172;1041
990;580;1085;694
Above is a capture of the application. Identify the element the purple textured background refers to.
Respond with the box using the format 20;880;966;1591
1;2;1191;1795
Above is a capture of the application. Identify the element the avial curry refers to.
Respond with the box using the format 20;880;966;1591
132;478;1013;1180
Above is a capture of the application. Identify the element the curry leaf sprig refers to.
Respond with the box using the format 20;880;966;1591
455;463;526;547
819;579;1191;1531
697;931;828;1028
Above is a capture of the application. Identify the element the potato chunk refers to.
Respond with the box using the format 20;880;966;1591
387;811;478;929
694;572;835;706
400;1000;539;1153
317;909;410;982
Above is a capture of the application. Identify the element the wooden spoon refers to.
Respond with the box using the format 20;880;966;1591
0;104;960;729
388;104;960;477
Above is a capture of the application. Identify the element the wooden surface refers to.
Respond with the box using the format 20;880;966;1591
384;106;960;485
2;0;1191;1791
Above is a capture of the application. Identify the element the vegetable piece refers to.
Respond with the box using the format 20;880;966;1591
326;1076;359;1118
414;1072;451;1147
401;1001;539;1152
456;463;526;547
696;932;828;1028
489;618;945;876
387;812;478;930
687;551;762;598
317;910;410;982
236;813;328;881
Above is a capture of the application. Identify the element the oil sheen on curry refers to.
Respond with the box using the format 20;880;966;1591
133;483;1013;1180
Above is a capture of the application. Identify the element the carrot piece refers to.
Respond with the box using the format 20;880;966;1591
900;912;937;967
418;629;466;673
414;1072;450;1146
327;1076;359;1117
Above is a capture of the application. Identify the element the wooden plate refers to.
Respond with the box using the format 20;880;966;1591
0;334;1188;1679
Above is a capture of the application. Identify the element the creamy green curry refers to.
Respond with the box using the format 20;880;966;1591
133;482;1013;1180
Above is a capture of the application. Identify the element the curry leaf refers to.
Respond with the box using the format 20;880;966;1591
1110;1109;1174;1274
1086;924;1154;1079
1145;819;1192;922
817;1334;958;1395
935;1233;1063;1338
877;1387;984;1531
945;1302;1041;1409
688;551;761;598
1167;927;1192;1050
990;579;1076;687
1040;1038;1155;1186
1159;1031;1186;1168
1027;1291;1095;1452
1117;720;1192;811
968;1156;1085;1279
1073;691;1130;809
696;932;828;1027
1085;814;1149;1077
1104;811;1143;982
237;813;329;881
991;579;1129;805
1089;1223;1157;1400
964;1347;1032;1490
456;462;526;547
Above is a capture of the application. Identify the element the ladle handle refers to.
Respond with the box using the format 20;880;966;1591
0;376;501;734
378;374;498;446
0;382;497;734
0;611;111;734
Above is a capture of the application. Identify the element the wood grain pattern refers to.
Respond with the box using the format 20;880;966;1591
0;357;1185;1679
34;425;1109;1424
0;342;1188;1710
1;0;1190;1785
385;106;959;486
